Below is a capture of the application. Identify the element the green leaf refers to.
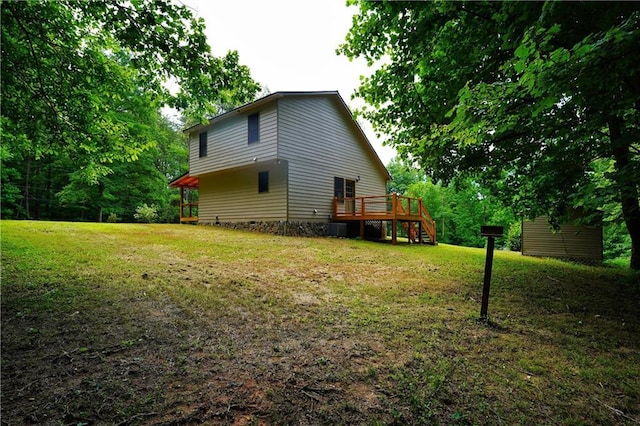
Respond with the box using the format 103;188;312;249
514;43;530;59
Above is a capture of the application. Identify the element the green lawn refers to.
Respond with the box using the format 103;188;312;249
1;220;639;425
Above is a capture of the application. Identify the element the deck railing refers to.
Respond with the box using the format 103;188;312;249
179;187;198;223
334;195;389;218
333;193;436;244
180;202;198;222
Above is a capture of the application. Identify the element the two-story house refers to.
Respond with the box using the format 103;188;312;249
170;91;391;236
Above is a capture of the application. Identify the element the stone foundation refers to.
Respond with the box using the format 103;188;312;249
203;221;328;237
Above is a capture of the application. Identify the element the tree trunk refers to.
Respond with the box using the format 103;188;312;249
97;181;105;223
45;162;52;219
22;156;31;219
33;160;42;219
609;117;640;269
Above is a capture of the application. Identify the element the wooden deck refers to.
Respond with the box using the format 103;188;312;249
178;201;198;223
333;194;437;245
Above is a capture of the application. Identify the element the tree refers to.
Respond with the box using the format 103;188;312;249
1;0;260;218
387;158;518;248
340;1;640;268
386;156;423;194
406;177;518;249
56;114;188;222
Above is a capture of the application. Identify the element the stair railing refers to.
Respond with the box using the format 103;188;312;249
418;199;437;245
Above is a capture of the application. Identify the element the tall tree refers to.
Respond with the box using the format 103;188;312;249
340;1;640;268
56;114;188;223
387;158;519;248
386;156;423;195
1;0;259;218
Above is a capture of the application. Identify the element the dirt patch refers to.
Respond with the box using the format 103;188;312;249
0;271;397;425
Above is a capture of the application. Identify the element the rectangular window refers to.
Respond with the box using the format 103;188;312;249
258;171;269;193
334;177;344;199
248;112;260;144
199;131;207;157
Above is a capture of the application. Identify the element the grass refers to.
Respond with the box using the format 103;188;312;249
1;220;639;425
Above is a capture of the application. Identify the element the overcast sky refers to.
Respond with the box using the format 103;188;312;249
181;0;397;165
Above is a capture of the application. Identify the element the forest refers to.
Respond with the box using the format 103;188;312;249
1;0;259;223
1;0;638;267
340;1;639;268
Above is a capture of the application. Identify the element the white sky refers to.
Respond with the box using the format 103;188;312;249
180;0;397;165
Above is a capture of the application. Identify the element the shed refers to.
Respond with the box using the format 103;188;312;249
521;216;603;265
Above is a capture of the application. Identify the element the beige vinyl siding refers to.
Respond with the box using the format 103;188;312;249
197;162;287;223
189;103;278;176
277;96;387;221
522;216;603;263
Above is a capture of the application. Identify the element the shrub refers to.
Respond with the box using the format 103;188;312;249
603;221;631;261
106;213;118;223
134;204;159;223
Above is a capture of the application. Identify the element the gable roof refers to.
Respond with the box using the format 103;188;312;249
184;91;391;180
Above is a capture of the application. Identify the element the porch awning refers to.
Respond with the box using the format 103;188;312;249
168;172;199;189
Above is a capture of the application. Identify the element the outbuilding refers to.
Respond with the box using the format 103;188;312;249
521;216;603;264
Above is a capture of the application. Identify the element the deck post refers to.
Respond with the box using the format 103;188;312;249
418;198;424;243
180;187;185;222
360;220;365;239
391;193;398;245
391;219;397;245
391;193;397;217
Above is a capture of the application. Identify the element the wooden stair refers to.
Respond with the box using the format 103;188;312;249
398;198;437;245
402;217;436;245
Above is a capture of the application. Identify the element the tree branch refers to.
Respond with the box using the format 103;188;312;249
6;6;62;138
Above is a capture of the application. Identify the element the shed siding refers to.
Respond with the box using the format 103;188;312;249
277;96;388;221
522;216;603;263
188;103;277;176
197;162;287;223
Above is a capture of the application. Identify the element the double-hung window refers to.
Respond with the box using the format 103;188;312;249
258;171;269;193
199;131;207;157
334;177;344;199
248;113;259;144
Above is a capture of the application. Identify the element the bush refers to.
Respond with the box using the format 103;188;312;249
106;213;118;223
134;204;159;223
603;221;631;261
506;222;522;252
